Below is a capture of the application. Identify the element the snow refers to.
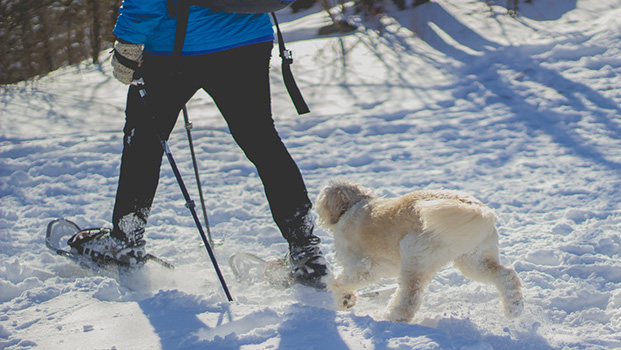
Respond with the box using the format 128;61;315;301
1;0;621;348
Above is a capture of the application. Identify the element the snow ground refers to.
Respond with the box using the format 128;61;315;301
1;0;621;349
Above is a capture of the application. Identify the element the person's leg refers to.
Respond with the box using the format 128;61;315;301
70;56;205;266
111;55;201;245
202;42;316;246
201;42;327;287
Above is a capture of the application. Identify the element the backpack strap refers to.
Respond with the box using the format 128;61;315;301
271;12;310;115
168;0;202;58
166;0;309;114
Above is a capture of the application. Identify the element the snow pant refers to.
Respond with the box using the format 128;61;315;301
111;41;316;247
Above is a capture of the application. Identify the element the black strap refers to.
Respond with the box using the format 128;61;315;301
171;0;203;58
113;48;142;71
271;12;310;115
167;0;177;17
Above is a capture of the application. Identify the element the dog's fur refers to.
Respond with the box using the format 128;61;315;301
316;180;523;322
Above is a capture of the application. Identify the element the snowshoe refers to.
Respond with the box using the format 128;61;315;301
46;218;173;271
229;243;328;290
264;255;295;289
229;252;295;288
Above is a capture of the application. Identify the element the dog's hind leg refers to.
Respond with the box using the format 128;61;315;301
454;232;524;317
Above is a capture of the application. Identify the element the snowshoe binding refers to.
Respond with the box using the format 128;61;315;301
67;227;147;269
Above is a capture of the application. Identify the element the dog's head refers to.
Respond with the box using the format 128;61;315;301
316;180;376;230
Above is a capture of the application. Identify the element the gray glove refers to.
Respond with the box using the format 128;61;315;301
111;41;144;85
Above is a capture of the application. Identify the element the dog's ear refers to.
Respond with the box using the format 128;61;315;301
316;181;372;227
316;185;350;227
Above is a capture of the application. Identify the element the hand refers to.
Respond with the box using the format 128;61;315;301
111;40;144;85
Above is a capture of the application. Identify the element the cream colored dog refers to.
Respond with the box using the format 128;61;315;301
316;180;524;322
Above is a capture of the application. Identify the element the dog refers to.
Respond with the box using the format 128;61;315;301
316;180;524;322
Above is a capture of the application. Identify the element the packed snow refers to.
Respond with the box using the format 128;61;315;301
2;0;621;349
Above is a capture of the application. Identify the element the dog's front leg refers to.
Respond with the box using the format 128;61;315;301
330;277;358;310
329;264;377;310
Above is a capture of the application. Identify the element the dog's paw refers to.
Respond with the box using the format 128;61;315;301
505;298;524;318
338;293;357;310
503;289;524;318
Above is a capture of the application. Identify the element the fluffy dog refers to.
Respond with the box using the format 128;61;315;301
316;180;523;322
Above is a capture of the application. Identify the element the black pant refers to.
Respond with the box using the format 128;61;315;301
111;41;315;247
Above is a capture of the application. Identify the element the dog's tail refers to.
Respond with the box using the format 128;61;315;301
417;199;497;254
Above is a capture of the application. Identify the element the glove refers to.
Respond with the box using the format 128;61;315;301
111;40;144;85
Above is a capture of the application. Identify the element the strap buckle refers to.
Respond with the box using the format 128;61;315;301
283;49;294;65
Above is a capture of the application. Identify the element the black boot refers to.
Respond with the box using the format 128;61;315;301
289;236;328;289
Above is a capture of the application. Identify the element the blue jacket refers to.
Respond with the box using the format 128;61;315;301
113;0;274;55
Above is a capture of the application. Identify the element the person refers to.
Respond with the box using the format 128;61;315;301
71;0;328;289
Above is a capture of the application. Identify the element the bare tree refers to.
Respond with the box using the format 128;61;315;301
1;0;122;84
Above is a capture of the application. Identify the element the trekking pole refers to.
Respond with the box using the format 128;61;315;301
182;106;214;248
134;78;233;302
